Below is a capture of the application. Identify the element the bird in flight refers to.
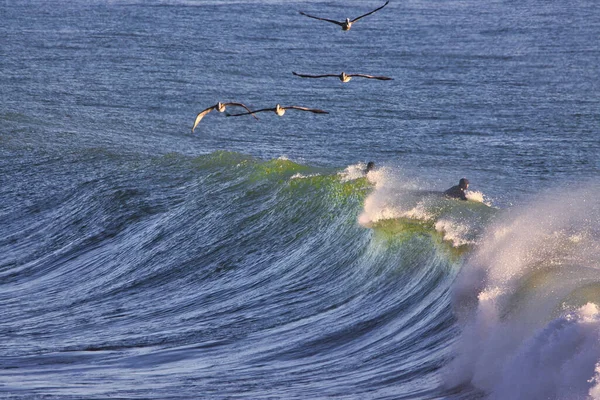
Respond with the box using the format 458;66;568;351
299;1;390;31
191;102;258;133
227;104;328;117
292;71;393;83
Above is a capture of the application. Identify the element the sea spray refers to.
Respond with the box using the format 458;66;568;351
358;166;437;226
445;183;600;399
338;162;371;182
465;190;490;205
357;166;495;247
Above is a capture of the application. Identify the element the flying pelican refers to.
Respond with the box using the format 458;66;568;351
191;102;258;133
227;104;329;117
299;1;389;31
292;71;393;82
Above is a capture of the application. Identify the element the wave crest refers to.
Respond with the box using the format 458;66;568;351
357;167;495;247
446;182;600;399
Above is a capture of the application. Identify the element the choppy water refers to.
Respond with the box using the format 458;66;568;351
1;1;599;399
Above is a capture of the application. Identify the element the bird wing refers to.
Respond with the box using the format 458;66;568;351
351;0;390;22
226;108;275;117
191;105;216;133
293;72;339;79
223;102;259;120
299;11;344;27
284;106;329;114
349;73;393;80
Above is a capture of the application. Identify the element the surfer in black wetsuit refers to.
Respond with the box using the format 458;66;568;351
445;178;469;200
365;161;375;173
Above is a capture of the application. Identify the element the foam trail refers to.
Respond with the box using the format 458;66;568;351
338;162;369;182
465;190;489;205
445;182;600;399
356;167;495;247
357;167;432;226
337;161;389;185
434;219;473;247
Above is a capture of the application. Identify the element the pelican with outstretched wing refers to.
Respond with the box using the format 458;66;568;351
299;1;389;31
191;102;258;133
227;104;329;117
292;71;393;82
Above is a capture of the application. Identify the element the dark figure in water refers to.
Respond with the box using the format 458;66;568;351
365;161;375;173
445;178;469;200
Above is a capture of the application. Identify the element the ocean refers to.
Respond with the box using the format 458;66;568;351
1;0;599;399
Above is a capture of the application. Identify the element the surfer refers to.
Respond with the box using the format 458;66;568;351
365;161;375;173
444;178;469;201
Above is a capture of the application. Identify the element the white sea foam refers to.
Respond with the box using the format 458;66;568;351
290;173;320;180
356;166;424;226
435;219;474;247
357;167;492;248
466;190;490;205
445;183;600;399
338;162;371;182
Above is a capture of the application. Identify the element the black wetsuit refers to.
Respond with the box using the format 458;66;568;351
444;185;467;200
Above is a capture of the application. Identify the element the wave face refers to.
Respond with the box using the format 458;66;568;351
1;152;478;399
445;184;600;399
2;150;599;399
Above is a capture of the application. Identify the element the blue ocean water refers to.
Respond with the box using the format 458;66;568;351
1;0;599;399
